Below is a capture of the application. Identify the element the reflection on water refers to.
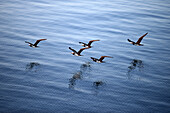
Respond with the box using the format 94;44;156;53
69;71;82;88
93;80;105;89
80;62;91;71
69;62;91;89
69;62;105;95
127;59;144;79
93;81;105;95
1;0;170;112
93;81;104;87
25;62;40;72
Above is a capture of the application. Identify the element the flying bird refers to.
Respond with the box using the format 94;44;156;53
127;33;148;46
25;39;47;47
91;56;113;63
69;47;89;56
79;40;100;48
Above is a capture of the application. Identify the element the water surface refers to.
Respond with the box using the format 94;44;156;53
0;0;170;112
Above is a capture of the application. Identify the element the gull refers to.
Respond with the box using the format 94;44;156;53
69;47;89;56
25;39;47;47
79;40;100;48
127;33;148;46
91;56;113;63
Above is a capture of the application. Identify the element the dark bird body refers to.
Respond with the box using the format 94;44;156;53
127;33;148;46
79;40;100;48
25;39;47;47
69;47;89;56
91;56;113;63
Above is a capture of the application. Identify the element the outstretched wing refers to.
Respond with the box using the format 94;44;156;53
79;42;88;46
136;33;148;44
25;41;33;45
127;39;134;43
99;56;113;62
77;47;89;54
33;39;47;46
87;40;100;46
90;57;98;62
69;47;77;53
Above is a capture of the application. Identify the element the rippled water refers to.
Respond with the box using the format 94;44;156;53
0;0;170;112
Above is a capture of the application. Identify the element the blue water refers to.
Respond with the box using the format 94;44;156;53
0;0;170;112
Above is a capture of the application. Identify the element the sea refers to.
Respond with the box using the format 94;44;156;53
0;0;170;112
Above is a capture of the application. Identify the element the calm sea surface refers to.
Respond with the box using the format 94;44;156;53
0;0;170;112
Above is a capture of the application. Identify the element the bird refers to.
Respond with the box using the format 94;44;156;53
25;39;47;47
91;56;113;63
79;40;100;48
69;47;89;56
127;32;148;46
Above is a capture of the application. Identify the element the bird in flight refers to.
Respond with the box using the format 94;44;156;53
25;39;47;47
79;40;100;48
69;47;89;56
91;56;113;63
127;33;148;46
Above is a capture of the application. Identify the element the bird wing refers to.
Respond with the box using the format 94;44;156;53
79;42;88;46
99;56;113;62
69;47;77;53
136;33;148;44
25;41;33;45
88;40;100;46
91;57;98;61
127;39;134;42
33;39;47;46
77;47;88;54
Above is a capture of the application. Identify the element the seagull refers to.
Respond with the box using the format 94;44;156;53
69;47;89;56
79;40;100;48
25;39;47;47
127;33;148;46
91;56;113;63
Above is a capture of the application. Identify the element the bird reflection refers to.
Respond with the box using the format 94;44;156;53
69;71;82;88
80;62;91;71
127;59;144;79
93;81;105;95
69;62;91;89
25;62;40;72
93;81;104;87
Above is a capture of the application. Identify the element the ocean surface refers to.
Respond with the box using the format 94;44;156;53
0;0;170;112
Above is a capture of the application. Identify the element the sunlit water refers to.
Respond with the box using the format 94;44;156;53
0;0;170;112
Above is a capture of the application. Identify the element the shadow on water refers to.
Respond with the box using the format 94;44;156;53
69;62;106;95
69;62;91;89
93;81;106;95
93;81;104;87
80;62;91;71
25;62;41;72
127;59;144;79
69;71;82;89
